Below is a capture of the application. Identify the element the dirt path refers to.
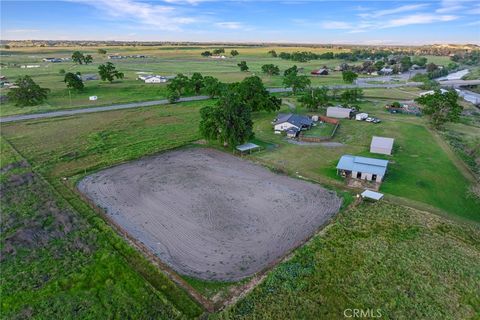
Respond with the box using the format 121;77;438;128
78;148;342;281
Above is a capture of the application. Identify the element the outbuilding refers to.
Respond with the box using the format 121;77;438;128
336;155;388;182
144;76;167;83
311;68;329;75
326;106;352;119
370;136;394;155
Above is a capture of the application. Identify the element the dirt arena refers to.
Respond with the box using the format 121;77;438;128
78;148;342;281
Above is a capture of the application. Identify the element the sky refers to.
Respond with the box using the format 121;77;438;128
1;0;479;45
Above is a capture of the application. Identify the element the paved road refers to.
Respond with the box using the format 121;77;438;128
1;80;479;124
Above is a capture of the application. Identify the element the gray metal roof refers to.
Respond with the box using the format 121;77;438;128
361;190;384;200
274;113;313;128
336;155;388;176
371;136;394;151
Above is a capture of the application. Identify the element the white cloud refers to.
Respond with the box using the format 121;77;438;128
72;0;197;30
382;14;458;28
215;21;244;30
358;4;429;18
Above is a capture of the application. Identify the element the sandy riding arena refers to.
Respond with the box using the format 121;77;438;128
78;148;342;281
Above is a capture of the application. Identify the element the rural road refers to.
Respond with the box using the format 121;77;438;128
1;80;479;124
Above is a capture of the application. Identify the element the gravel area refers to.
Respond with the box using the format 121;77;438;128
78;148;342;281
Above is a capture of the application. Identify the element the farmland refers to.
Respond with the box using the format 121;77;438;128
1;43;479;318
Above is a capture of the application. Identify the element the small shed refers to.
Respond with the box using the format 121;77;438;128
236;143;260;154
361;190;384;201
326;107;352;119
370;136;394;155
311;68;329;75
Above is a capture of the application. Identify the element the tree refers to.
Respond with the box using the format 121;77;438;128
400;56;412;71
340;88;363;105
59;68;66;75
230;50;239;57
298;86;330;111
213;48;225;55
426;63;438;73
268;50;277;57
234;76;281;112
97;48;107;55
203;76;224;98
374;60;385;71
166;73;191;101
283;73;310;94
84;54;93;64
7;75;50;106
72;51;85;64
98;62;124;82
284;65;298;77
64;72;84;91
412;56;427;67
190;72;204;95
201;51;212;57
238;61;249;72
415;90;463;129
261;64;280;76
342;70;358;84
199;88;253;147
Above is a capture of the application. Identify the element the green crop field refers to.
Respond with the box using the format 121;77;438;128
214;201;480;319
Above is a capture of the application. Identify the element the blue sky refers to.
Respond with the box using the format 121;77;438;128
1;0;479;44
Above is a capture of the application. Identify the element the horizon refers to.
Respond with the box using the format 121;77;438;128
1;0;479;45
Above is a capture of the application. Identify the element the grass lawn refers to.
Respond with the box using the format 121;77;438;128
0;137;202;319
214;201;480;319
303;122;336;137
250;101;480;222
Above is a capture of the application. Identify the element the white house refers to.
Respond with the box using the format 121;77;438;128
273;113;313;132
370;136;394;155
144;76;167;83
326;106;352;119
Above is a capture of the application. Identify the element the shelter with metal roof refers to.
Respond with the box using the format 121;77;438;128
336;155;389;182
235;142;260;154
361;190;384;201
370;136;394;155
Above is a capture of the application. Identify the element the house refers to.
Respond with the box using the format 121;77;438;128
137;74;152;81
326;106;352;119
379;67;393;75
370;136;394;155
311;68;329;75
336;155;389;182
42;57;62;63
79;74;99;81
419;89;449;96
144;76;167;83
273;113;313;132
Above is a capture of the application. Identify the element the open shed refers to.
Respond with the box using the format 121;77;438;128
236;142;260;154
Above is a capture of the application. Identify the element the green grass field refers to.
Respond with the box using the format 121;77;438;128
0;137;203;319
214;201;480;319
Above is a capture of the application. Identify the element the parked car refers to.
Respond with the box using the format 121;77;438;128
366;117;374;122
372;118;381;124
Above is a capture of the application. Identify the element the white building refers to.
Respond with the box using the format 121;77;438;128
144;76;167;83
273;113;313;133
326;106;352;119
370;136;394;155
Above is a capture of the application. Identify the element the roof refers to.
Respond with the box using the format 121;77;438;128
336;155;388;176
361;190;384;200
274;113;313;127
236;142;260;152
311;68;328;74
371;136;394;150
327;106;352;114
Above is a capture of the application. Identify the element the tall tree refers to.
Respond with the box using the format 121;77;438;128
64;72;84;91
340;88;364;105
230;49;239;57
268;50;277;57
201;51;212;57
374;60;385;71
213;48;225;55
84;54;93;64
298;86;329;111
166;73;191;102
7;75;50;106
72;51;85;64
98;62;124;82
238;61;249;72
261;64;280;76
97;48;107;54
203;76;224;98
235;76;281;112
342;70;358;84
284;65;298;77
415;90;463;129
283;73;310;94
190;72;204;95
400;56;412;71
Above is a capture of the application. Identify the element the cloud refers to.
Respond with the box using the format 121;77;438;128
214;21;244;30
358;4;429;18
72;0;198;30
381;14;458;28
3;29;40;33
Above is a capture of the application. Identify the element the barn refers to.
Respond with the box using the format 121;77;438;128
336;155;388;182
326;106;352;119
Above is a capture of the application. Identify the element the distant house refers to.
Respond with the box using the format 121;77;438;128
336;155;389;182
311;68;329;75
326;106;352;119
273;113;313;133
379;67;393;75
419;89;449;96
43;57;62;63
210;55;226;59
79;74;99;81
108;55;123;60
144;76;167;83
370;136;394;155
